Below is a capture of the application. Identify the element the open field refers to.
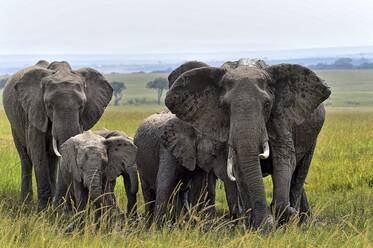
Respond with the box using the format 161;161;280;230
0;106;371;247
103;69;373;107
0;67;372;247
1;68;373;107
106;69;373;107
316;69;373;107
104;72;169;105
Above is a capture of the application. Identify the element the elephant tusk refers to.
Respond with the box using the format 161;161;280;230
259;141;270;159
52;137;62;157
227;147;236;181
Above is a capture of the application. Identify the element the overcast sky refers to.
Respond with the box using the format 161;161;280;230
1;0;372;54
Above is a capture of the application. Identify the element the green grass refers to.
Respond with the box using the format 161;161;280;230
0;68;372;246
104;72;169;105
316;69;373;107
0;106;372;247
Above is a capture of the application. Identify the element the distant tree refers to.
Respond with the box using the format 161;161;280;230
111;81;126;106
0;78;8;89
333;58;353;69
146;77;168;105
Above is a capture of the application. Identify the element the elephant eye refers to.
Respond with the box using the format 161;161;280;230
264;100;271;111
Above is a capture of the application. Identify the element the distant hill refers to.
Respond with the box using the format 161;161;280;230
1;46;373;74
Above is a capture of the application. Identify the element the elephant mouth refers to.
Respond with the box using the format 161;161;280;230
227;141;270;181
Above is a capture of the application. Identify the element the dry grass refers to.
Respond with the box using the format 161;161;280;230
0;106;371;247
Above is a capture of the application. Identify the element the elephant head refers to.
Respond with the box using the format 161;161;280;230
60;131;137;205
94;128;139;195
14;61;113;156
165;59;331;229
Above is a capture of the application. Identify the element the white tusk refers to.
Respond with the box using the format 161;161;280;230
227;147;236;181
259;141;270;159
52;137;62;157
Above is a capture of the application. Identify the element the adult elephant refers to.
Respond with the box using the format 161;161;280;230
165;59;331;230
3;60;112;209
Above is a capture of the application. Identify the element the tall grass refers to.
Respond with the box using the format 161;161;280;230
0;106;372;247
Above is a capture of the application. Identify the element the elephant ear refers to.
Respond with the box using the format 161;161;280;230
161;117;197;171
165;67;229;143
76;68;113;130
60;137;82;183
14;67;52;132
104;135;137;181
168;61;209;88
267;64;331;126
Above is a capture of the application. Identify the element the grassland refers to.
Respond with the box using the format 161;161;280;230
0;106;372;247
0;68;372;246
104;72;169;105
1;69;373;107
103;69;373;107
316;69;373;107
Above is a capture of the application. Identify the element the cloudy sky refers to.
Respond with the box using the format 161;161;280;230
1;0;372;54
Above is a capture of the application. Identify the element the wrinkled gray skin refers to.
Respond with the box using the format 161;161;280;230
165;59;331;230
2;60;113;209
134;111;240;228
94;129;139;216
54;130;137;214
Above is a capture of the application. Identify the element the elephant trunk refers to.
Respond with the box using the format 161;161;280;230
126;165;139;195
52;111;82;154
230;115;271;229
85;169;103;203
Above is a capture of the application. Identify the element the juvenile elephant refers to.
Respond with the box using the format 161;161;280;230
94;128;139;216
54;130;137;214
165;59;331;229
3;60;112;209
134;111;240;228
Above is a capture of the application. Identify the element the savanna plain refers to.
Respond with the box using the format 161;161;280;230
0;69;372;247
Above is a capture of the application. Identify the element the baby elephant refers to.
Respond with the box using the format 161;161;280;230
54;130;138;216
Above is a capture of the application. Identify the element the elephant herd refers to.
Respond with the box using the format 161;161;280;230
2;58;331;232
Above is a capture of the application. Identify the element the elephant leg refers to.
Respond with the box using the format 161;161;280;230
172;186;186;222
53;167;69;207
187;170;209;213
154;147;178;229
49;154;59;197
141;180;155;227
223;177;240;219
270;135;298;224
299;189;311;223
290;144;315;212
123;174;137;217
27;126;52;210
12;129;33;203
211;154;239;218
73;181;88;212
205;172;217;216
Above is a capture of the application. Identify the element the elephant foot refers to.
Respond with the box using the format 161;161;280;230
298;208;314;225
258;215;274;235
37;197;53;211
271;203;298;225
244;214;274;234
